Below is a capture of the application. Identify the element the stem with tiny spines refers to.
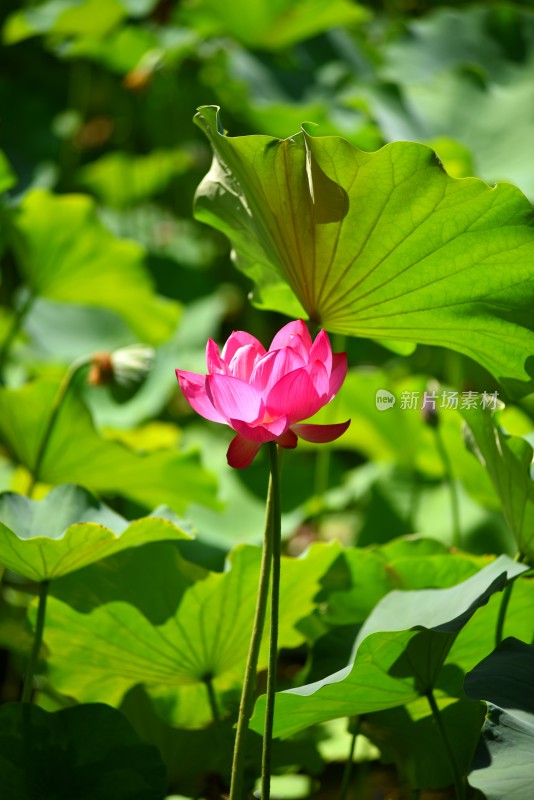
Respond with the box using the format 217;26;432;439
228;446;277;800
261;442;282;800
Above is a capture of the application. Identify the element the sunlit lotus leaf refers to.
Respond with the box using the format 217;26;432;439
194;106;534;398
0;484;193;582
39;541;340;727
250;555;527;738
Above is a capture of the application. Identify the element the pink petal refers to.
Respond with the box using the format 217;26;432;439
230;414;289;442
266;361;330;423
328;353;348;400
250;347;305;394
228;344;263;382
206;373;263;423
309;329;332;375
262;415;290;437
175;370;226;424
269;320;312;356
277;429;298;448
227;434;262;469
222;331;266;364
292;420;351;443
206;339;228;375
307;360;330;398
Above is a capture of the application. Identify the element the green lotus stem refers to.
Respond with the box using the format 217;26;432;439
203;675;221;724
495;551;524;647
0;293;34;379
426;690;466;800
22;580;49;703
434;426;461;548
339;718;361;800
261;442;282;800
27;354;90;498
229;444;277;800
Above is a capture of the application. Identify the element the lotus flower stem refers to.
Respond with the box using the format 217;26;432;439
261;442;282;800
229;447;277;800
27;354;90;498
22;580;49;703
425;689;466;800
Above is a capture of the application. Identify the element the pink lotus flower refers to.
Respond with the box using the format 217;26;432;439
176;320;350;468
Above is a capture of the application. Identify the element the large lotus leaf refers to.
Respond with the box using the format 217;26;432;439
250;555;526;738
194;106;534;398
0;484;192;582
38;541;340;727
180;0;367;50
252;628;428;739
0;702;166;800
465;638;534;799
9;189;179;344
0;377;218;513
462;407;534;562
